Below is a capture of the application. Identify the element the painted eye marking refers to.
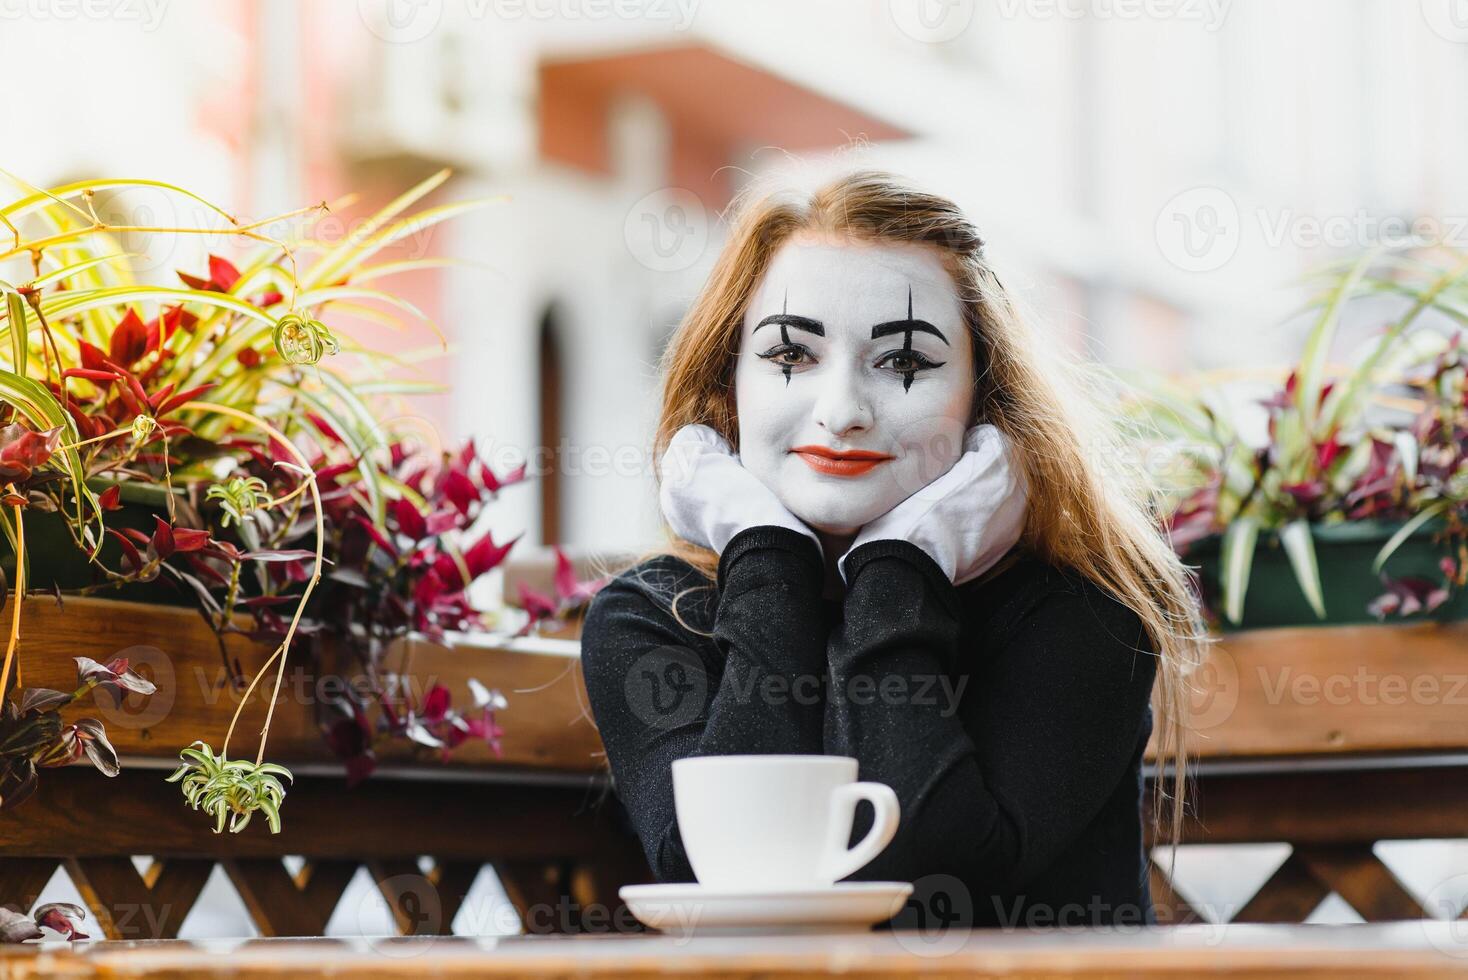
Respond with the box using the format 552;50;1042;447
754;290;825;385
876;348;945;380
755;343;813;385
870;286;949;391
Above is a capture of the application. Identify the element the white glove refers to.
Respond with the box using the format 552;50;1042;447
658;424;822;556
839;424;1027;587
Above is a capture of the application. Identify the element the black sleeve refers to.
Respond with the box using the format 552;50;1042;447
580;525;831;882
826;539;1158;893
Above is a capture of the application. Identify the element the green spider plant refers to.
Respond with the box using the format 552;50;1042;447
166;740;293;834
1128;242;1468;625
0;166;502;832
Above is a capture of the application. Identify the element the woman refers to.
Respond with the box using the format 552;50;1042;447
580;170;1201;929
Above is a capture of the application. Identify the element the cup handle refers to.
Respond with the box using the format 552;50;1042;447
820;781;900;883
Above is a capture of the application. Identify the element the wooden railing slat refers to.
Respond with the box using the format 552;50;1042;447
64;856;212;939
1295;844;1427;921
492;860;574;935
0;858;60;916
365;858;481;936
1233;851;1331;924
223;858;358;937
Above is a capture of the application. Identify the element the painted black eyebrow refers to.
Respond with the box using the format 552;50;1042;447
870;287;949;346
753;312;824;337
871;318;947;344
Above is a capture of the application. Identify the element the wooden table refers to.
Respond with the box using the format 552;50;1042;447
3;924;1467;978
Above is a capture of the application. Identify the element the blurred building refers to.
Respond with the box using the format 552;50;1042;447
4;0;1468;557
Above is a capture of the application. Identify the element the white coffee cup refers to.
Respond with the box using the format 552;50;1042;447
671;754;901;891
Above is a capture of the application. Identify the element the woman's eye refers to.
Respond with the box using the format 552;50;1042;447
756;344;813;368
877;350;944;374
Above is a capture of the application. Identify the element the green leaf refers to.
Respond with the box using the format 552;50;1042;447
26;253;130;291
1296;248;1379;437
40;285;275;326
302;169;453;288
1279;519;1326;620
4;288;28;379
1372;502;1448;574
0;177;237;226
1394;431;1419;487
352;380;444;397
294;285;447;350
1322;253;1468;437
0;507;26;588
348;257;475;284
1220;516;1260;626
0;368;101;543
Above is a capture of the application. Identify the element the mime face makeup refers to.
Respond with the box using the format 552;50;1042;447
733;231;978;535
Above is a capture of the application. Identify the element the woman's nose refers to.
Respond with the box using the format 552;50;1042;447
812;364;873;438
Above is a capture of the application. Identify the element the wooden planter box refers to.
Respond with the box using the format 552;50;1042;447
20;595;605;775
1145;619;1468;760
1187;521;1468;631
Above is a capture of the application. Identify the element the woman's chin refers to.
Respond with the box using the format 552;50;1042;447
786;497;895;537
803;520;863;538
755;466;903;534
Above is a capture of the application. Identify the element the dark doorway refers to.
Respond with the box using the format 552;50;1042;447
538;305;564;546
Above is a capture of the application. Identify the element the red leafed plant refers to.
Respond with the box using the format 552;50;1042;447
236;432;554;785
1134;244;1468;626
514;547;606;637
0;902;88;942
0;656;155;810
0;169;604;840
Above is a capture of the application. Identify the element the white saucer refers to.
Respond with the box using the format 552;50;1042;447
619;881;913;935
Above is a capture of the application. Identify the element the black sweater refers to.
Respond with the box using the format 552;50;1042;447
580;525;1160;929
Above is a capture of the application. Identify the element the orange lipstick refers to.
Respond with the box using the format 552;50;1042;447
790;445;894;477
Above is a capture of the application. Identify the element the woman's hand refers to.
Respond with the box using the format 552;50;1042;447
838;424;1028;586
658;423;822;556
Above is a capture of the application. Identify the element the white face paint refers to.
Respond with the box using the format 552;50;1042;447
733;232;977;535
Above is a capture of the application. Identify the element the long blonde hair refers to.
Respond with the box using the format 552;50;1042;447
618;169;1201;856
